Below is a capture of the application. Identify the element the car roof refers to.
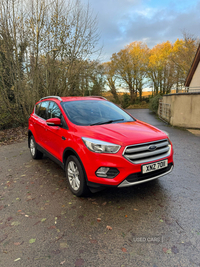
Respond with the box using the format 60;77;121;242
39;96;107;102
61;96;107;102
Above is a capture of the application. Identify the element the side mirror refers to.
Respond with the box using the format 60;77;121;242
46;118;61;126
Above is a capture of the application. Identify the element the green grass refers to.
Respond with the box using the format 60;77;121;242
127;103;149;109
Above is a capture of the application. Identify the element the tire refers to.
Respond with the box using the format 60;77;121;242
29;135;43;159
65;155;89;197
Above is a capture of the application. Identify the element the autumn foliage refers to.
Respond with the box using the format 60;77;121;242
103;34;199;103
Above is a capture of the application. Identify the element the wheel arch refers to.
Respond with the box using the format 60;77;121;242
63;147;88;181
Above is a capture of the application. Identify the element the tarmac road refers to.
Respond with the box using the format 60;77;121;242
0;109;200;267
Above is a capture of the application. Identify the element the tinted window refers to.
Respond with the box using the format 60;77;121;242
47;101;62;119
37;101;49;120
62;100;134;126
35;103;41;115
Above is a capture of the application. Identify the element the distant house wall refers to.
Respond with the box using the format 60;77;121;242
185;44;200;90
189;62;200;89
158;93;200;129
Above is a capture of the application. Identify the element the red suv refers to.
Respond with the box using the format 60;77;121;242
28;96;174;196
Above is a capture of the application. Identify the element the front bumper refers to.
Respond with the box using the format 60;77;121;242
118;163;174;187
81;145;174;188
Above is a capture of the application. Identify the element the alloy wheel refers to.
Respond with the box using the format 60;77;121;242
67;161;80;191
30;138;35;157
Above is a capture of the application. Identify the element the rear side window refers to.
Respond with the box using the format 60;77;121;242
37;101;49;120
35;103;41;115
47;101;62;119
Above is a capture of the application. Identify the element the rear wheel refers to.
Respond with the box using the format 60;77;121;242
65;155;89;197
29;135;43;159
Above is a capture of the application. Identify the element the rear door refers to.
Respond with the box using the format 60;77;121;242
33;101;49;149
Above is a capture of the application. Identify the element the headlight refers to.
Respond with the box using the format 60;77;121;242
82;137;121;153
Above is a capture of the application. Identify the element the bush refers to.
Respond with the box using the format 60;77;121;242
121;93;131;109
0;98;27;130
149;94;162;113
141;96;151;103
0;111;14;130
127;102;149;109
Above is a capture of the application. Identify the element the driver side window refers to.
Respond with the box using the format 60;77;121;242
47;101;62;119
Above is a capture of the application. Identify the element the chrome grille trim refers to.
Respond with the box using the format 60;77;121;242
125;146;169;160
125;140;169;154
123;139;171;164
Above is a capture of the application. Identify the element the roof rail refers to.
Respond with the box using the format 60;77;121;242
39;96;62;101
84;96;107;100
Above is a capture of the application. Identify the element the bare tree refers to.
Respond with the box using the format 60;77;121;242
0;0;101;128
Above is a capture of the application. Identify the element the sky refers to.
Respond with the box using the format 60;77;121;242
81;0;200;62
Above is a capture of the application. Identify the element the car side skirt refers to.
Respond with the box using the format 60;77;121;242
36;144;64;170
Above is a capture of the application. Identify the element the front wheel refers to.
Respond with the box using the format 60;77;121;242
65;155;89;197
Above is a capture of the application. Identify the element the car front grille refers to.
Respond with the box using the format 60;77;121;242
123;139;171;164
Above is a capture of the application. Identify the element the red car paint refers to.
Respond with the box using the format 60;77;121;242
28;96;174;193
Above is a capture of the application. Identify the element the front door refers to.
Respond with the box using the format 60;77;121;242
45;101;68;162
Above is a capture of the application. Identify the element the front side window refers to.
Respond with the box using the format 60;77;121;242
37;101;49;120
47;101;62;119
62;100;134;126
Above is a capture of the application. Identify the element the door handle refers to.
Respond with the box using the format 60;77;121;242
62;136;66;140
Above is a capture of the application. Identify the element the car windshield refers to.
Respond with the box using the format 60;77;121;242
61;100;135;126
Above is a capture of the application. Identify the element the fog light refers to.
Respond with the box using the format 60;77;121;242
96;167;109;177
96;167;119;178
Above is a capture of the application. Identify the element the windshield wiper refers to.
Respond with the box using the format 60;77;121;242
90;119;124;126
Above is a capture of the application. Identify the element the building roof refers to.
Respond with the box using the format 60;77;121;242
185;44;200;87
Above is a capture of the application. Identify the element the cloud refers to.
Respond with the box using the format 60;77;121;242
125;3;200;45
81;0;200;61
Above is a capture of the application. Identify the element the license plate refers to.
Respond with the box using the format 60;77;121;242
142;159;168;174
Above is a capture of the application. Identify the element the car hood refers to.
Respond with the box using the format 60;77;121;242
75;120;168;147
